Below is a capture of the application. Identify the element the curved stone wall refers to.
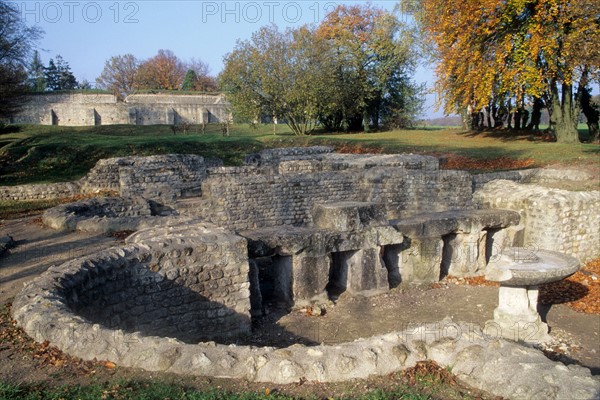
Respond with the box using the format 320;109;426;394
12;268;599;399
14;223;251;343
11;220;600;399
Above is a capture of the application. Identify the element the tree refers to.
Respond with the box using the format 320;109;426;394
28;50;45;92
55;55;77;90
44;59;59;91
0;64;28;121
415;0;600;143
220;25;332;135
45;56;77;91
0;0;43;122
181;69;198;91
317;4;422;131
181;58;218;92
44;55;78;91
135;49;186;90
96;54;139;99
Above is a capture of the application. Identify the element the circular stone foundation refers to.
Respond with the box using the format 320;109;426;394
11;222;600;398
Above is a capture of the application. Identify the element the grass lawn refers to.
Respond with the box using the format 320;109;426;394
0;380;437;400
0;123;598;186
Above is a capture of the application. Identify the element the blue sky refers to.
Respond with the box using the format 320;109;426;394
12;1;442;117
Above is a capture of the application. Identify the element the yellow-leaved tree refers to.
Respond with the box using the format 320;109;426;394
413;0;600;143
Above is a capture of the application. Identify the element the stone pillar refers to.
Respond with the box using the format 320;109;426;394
486;224;525;264
166;108;175;125
489;285;550;342
442;230;487;277
400;237;443;283
345;248;389;294
271;256;293;309
128;108;138;125
292;255;330;306
86;108;96;126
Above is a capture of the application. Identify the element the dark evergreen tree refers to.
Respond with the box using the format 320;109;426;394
55;55;77;90
28;50;46;92
44;59;59;90
44;55;78;91
181;69;198;91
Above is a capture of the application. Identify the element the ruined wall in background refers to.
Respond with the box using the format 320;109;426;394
8;93;229;126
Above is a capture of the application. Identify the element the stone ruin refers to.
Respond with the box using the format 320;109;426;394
9;147;600;399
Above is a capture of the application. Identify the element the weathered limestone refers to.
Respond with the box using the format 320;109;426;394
471;167;594;191
79;154;213;201
240;207;521;309
12;265;600;400
475;180;600;262
9;148;600;397
485;247;581;343
0;235;15;257
14;222;251;343
41;196;176;233
312;202;387;231
243;222;406;307
200;165;473;231
390;209;521;281
0;182;80;201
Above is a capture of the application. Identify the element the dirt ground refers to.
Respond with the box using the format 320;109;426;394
0;215;599;398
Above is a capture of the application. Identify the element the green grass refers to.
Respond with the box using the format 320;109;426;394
0;380;434;400
0;199;68;219
1;124;598;186
0;381;292;400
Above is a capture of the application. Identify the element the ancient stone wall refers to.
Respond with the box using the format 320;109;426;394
79;154;208;201
8;93;229;126
474;180;600;262
14;223;251;344
0;182;80;201
199;166;473;230
42;196;156;233
471;168;594;191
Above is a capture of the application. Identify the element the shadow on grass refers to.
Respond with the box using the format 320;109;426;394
455;128;552;142
294;135;534;164
0;133;266;185
0;125;22;135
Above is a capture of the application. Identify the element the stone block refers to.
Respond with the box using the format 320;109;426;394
312;202;386;231
397;237;443;283
292;255;330;306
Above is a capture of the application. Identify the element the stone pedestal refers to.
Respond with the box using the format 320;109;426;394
485;247;580;343
489;285;550;342
344;248;389;295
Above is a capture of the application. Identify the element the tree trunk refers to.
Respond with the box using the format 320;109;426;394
514;108;522;130
506;99;513;129
577;83;600;143
363;111;370;133
527;97;543;131
461;107;470;130
551;81;580;143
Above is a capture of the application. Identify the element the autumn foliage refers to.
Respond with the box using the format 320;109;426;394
96;50;217;97
540;258;600;315
415;0;600;143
